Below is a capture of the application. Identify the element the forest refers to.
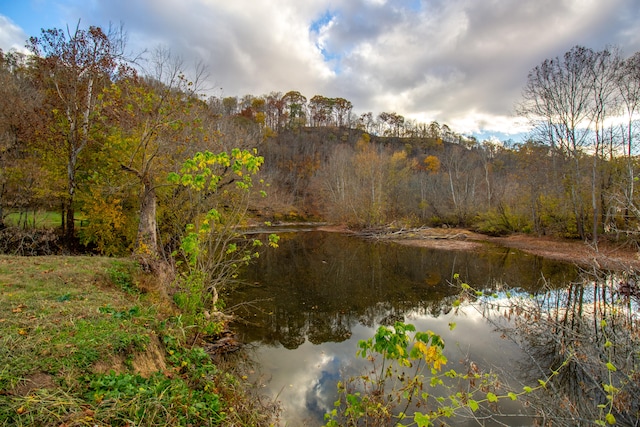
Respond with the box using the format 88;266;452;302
1;24;640;260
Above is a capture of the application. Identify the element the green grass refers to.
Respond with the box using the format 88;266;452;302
4;210;88;229
0;256;251;426
4;211;63;228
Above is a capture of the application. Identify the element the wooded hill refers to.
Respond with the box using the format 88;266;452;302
1;25;640;256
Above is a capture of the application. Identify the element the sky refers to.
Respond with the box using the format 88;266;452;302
1;0;640;142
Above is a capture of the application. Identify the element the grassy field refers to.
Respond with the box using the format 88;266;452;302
4;211;89;229
4;211;63;228
0;255;272;426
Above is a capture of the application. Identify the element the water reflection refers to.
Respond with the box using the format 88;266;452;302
226;230;579;425
505;273;640;426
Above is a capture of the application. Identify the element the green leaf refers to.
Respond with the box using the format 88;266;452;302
605;413;616;425
606;362;617;372
486;392;498;402
414;411;432;427
448;322;456;331
468;399;479;411
523;386;533;393
167;172;180;183
507;392;517;401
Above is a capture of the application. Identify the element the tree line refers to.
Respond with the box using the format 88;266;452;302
1;23;639;257
258;45;640;247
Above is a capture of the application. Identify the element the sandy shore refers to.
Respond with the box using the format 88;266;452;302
318;225;640;271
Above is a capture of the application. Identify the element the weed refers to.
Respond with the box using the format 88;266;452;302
0;255;278;426
106;261;140;294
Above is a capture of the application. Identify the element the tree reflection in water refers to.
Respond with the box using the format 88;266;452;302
224;230;637;425
471;269;640;426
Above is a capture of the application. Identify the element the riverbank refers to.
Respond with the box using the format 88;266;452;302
318;225;640;271
0;255;276;426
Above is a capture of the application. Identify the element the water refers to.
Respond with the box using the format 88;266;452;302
226;230;579;425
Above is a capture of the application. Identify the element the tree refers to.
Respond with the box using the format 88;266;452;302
264;91;285;132
309;95;333;127
0;50;43;228
101;47;204;258
356;112;375;134
281;90;307;129
615;52;640;228
27;23;127;243
378;112;405;137
333;97;353;128
519;46;597;239
587;47;621;244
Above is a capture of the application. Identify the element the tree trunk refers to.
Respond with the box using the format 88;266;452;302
65;154;76;245
66;198;75;243
136;180;158;256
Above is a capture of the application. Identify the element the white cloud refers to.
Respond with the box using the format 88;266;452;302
2;0;640;137
0;15;28;53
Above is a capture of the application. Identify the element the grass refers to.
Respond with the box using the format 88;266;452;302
4;210;88;229
0;255;275;426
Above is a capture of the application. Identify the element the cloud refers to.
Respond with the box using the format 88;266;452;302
2;0;640;136
0;15;28;53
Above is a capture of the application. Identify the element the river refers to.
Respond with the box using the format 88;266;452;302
225;230;579;425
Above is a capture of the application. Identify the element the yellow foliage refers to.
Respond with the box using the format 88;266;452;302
391;150;407;164
426;345;446;371
355;133;371;152
423;155;441;173
79;188;133;256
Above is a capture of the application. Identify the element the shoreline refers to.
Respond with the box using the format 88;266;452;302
317;225;640;271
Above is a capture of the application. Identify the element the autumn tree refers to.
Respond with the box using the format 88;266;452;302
281;90;307;129
0;50;43;228
316;143;355;222
99;47;206;258
333;97;353;127
27;23;127;243
378;112;405;137
264;91;285;132
309;95;334;127
414;154;445;220
587;48;621;244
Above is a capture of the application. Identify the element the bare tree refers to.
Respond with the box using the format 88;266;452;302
519;46;598;239
616;52;640;229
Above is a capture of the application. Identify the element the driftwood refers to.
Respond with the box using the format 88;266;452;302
204;329;242;355
359;227;469;242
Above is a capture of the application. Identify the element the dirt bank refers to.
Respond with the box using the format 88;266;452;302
328;226;640;271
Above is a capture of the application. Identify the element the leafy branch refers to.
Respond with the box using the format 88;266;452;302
167;149;279;336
